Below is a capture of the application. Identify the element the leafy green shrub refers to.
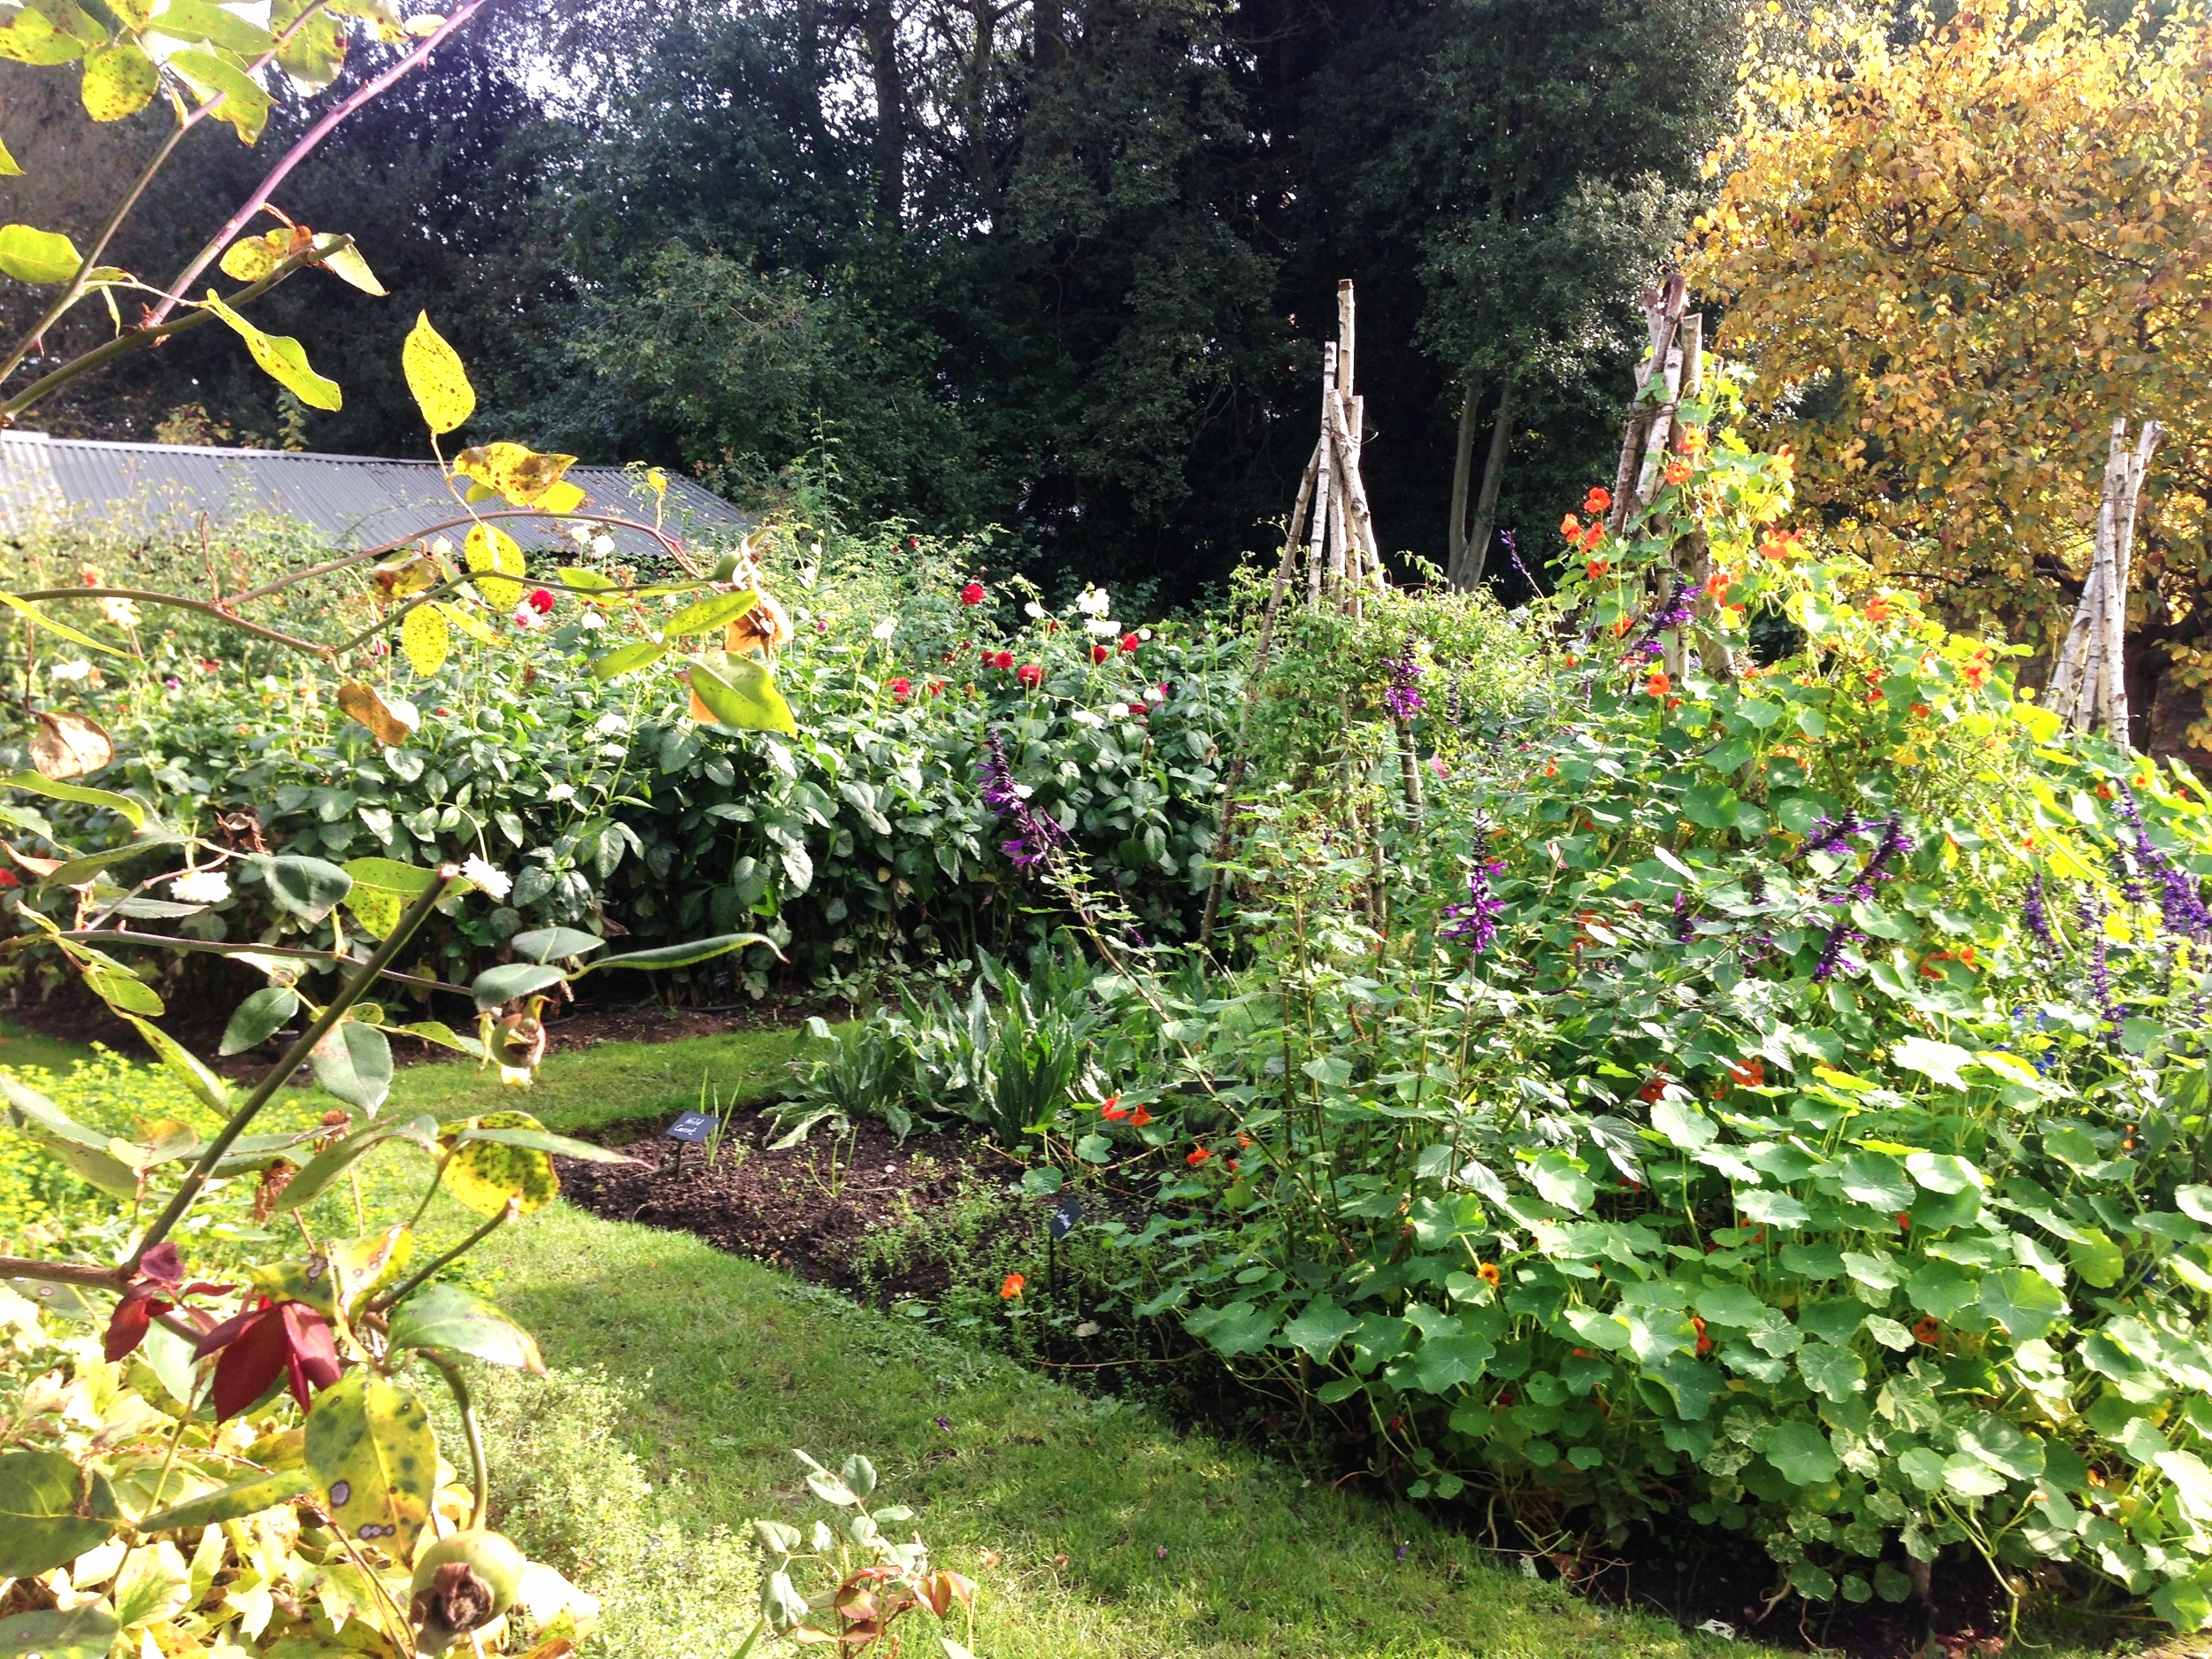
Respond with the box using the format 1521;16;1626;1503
10;528;1241;994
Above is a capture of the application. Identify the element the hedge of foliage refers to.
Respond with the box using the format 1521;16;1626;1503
1;529;1243;996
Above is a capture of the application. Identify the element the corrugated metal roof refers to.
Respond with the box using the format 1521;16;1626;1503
0;432;748;559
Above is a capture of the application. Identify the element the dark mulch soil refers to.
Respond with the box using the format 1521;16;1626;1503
557;1109;1023;1297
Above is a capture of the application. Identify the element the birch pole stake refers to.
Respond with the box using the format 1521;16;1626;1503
2047;415;2161;739
1307;342;1338;611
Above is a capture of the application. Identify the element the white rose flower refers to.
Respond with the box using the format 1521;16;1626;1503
1085;617;1118;636
579;609;606;630
48;659;91;682
1138;627;1152;641
169;869;231;904
1077;585;1111;617
1024;600;1047;618
461;856;512;902
872;618;898;641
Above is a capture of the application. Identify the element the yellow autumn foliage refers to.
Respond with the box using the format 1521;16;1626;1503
1686;3;2211;726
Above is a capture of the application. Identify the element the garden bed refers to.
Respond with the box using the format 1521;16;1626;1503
553;1101;2025;1659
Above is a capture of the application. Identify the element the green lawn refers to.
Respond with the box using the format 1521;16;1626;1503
3;1015;1762;1659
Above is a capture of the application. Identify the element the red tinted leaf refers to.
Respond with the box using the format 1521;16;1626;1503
202;1302;341;1419
138;1241;184;1287
103;1287;173;1362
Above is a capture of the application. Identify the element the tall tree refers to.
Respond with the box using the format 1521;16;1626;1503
1685;2;2212;762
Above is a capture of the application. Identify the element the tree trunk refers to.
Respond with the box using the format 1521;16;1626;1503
862;0;905;230
1458;373;1516;589
1446;372;1484;580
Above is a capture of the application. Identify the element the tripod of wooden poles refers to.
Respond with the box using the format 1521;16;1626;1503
1198;280;1419;948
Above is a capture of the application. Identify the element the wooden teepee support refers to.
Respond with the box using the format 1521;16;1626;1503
1199;281;1402;948
2047;416;2161;739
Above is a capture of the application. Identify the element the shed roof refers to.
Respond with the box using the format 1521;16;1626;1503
0;432;746;560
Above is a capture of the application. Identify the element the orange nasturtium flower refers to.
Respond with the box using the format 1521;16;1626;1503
1560;512;1585;541
1001;1274;1025;1299
1645;672;1671;697
1477;1263;1502;1289
1913;1317;1942;1346
1187;1146;1213;1166
1663;457;1693;486
1586;559;1611;580
1680;425;1709;456
1584;486;1613;515
1864;596;1893;624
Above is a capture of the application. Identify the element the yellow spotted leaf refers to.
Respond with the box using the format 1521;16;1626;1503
80;39;156;120
465;523;525;610
303;1370;435;1560
328;1225;412;1315
400;604;449;677
249;1254;339;1318
454;442;579;507
315;236;385;296
345;884;403;939
436;601;505;649
202;290;341;410
402;311;474;435
439;1110;559;1217
218;232;287;283
535;479;587;516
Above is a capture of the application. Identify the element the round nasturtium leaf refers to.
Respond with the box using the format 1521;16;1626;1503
441;1111;559;1217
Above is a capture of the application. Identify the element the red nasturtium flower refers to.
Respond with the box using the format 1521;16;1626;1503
1016;663;1043;688
1128;1105;1153;1128
1584;486;1612;516
960;581;986;605
1000;1274;1025;1300
1644;672;1671;697
1639;1075;1669;1102
1586;559;1610;580
1187;1146;1213;1166
1913;1317;1942;1346
0;867;17;890
195;1297;342;1420
1100;1096;1130;1122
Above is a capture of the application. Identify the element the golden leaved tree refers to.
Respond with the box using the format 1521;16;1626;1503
1684;2;2212;757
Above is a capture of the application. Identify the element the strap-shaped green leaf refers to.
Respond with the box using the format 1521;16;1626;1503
0;768;143;824
119;1014;230;1113
580;931;775;974
137;1466;313;1534
0;593;129;658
